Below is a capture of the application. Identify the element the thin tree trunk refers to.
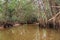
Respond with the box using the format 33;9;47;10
49;0;57;16
43;0;52;19
37;0;47;26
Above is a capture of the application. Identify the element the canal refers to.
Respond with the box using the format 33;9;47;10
0;24;60;40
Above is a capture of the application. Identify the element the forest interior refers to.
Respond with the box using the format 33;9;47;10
0;0;60;29
0;0;60;40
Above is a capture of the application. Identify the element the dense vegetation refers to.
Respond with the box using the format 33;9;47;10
0;0;60;28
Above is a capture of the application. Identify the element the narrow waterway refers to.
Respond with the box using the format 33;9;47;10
0;24;60;40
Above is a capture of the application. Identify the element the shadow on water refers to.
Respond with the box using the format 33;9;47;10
0;24;60;40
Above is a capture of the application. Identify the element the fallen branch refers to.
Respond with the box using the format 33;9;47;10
51;6;60;8
48;12;60;22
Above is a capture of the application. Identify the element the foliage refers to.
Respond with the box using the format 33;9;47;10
0;0;60;23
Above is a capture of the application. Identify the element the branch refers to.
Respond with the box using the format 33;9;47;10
48;12;60;22
51;6;60;8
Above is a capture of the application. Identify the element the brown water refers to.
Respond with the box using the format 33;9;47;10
0;24;60;40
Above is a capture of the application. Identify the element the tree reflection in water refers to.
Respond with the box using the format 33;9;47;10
0;24;60;40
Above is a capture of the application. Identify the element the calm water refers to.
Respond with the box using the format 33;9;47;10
0;24;60;40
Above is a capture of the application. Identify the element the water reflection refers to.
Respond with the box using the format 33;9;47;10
42;29;47;40
0;24;60;40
